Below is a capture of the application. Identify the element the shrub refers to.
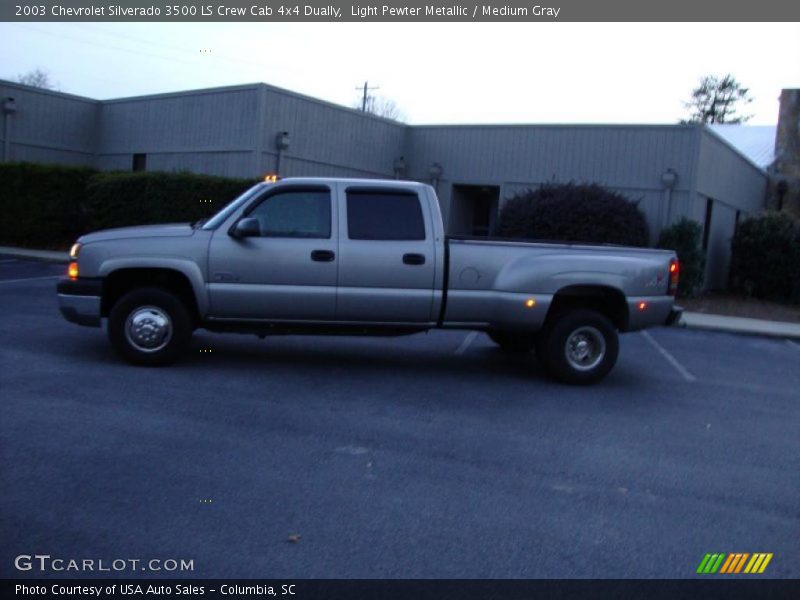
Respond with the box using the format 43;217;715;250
0;162;98;248
730;212;800;303
656;218;706;298
493;183;649;247
85;171;259;231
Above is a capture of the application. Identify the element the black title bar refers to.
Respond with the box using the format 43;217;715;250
3;0;800;22
4;579;800;600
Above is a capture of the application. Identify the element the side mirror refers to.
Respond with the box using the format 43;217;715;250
231;217;261;239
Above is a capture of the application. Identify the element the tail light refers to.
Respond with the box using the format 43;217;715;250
668;259;679;296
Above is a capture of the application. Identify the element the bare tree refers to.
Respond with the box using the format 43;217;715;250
683;74;753;124
366;96;405;121
353;93;405;122
17;68;58;90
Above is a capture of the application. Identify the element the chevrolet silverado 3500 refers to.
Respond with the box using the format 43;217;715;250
58;178;681;384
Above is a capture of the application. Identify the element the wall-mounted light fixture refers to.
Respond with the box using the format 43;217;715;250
275;131;290;151
2;97;17;115
275;131;290;175
661;168;678;190
428;162;443;192
660;168;679;226
393;156;407;179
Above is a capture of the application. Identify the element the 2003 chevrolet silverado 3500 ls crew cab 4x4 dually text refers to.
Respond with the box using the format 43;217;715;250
57;178;682;384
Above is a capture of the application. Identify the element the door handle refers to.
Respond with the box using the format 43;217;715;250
311;250;335;262
403;253;426;265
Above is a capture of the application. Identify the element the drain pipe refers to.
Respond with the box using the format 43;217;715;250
2;97;17;162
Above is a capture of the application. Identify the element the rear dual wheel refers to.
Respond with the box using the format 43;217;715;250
537;309;619;385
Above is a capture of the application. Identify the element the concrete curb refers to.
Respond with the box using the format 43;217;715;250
0;246;69;264
679;312;800;341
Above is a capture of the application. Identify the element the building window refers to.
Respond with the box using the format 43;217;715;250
132;153;147;172
702;198;714;252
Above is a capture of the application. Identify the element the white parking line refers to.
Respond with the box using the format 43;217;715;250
0;275;60;284
454;331;478;355
640;330;696;382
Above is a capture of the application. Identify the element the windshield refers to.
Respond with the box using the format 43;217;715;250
201;183;267;230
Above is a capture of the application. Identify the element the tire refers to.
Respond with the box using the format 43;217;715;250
487;331;537;354
108;287;192;366
536;309;619;385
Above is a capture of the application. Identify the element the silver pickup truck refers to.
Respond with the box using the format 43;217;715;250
58;177;681;384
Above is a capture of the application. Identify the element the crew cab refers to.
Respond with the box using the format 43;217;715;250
58;178;681;384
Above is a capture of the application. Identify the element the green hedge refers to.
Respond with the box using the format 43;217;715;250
730;212;800;303
656;218;706;298
0;163;258;248
0;162;97;248
84;171;258;231
493;183;649;247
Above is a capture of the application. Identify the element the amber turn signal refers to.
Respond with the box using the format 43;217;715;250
67;262;79;280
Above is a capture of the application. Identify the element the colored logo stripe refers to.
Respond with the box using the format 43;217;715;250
698;553;773;574
697;553;725;574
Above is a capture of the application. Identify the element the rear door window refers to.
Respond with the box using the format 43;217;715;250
346;190;425;241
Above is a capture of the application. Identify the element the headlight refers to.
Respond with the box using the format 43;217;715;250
69;243;81;259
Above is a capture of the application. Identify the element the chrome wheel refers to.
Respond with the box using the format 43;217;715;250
564;326;606;372
124;306;173;353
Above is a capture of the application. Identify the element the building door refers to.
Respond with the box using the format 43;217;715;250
449;184;500;236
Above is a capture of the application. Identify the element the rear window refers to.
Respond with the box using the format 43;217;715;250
346;190;425;241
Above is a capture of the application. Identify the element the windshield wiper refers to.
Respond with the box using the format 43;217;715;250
193;218;208;229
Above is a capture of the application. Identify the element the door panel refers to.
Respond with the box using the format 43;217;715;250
207;187;337;320
336;186;435;323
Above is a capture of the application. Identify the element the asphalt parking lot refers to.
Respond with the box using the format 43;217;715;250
1;258;798;578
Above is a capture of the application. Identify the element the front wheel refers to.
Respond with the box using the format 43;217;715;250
537;310;619;385
108;288;193;366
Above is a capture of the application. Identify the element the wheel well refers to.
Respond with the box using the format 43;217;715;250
546;285;628;331
102;268;199;323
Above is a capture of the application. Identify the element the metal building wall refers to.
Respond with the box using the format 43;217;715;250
0;82;98;166
695;129;768;289
94;83;407;179
696;129;768;214
255;85;407;179
405;124;701;242
95;85;260;177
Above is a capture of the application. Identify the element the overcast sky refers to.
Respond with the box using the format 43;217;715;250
1;22;798;125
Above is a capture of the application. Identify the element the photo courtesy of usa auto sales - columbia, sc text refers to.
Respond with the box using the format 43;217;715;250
39;4;561;19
